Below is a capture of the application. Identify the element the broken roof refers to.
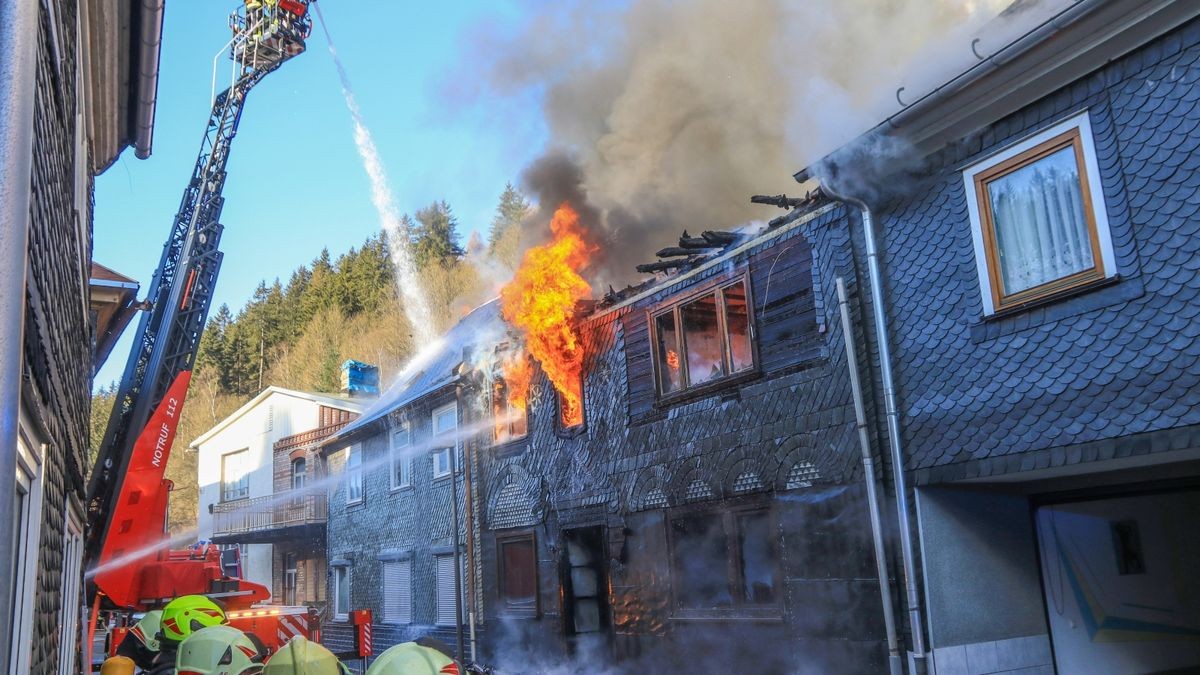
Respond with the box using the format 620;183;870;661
327;299;506;445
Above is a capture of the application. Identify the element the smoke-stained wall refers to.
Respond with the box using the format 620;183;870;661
476;206;895;672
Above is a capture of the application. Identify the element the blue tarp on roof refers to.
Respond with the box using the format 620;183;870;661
328;299;505;444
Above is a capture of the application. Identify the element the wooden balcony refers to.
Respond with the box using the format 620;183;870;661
211;492;327;544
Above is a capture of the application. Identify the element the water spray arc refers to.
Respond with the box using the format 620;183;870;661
311;2;435;347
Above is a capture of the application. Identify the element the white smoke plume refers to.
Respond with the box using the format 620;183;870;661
314;4;436;346
456;0;1013;286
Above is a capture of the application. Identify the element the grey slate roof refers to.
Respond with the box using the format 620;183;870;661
329;299;505;442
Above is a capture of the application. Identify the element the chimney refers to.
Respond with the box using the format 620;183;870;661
340;360;380;397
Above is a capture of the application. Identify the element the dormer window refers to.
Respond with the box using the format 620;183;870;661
652;278;755;396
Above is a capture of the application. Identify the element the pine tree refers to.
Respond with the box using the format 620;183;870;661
488;183;529;269
412;201;465;268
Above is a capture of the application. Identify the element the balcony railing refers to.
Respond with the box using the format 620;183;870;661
212;492;327;538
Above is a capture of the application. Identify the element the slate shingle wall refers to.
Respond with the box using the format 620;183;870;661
25;1;91;672
476;208;893;670
324;390;472;653
872;18;1200;482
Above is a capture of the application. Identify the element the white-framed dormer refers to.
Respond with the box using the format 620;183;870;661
962;111;1117;315
389;422;411;490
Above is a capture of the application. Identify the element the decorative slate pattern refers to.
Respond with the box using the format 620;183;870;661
785;462;821;490
869;18;1200;477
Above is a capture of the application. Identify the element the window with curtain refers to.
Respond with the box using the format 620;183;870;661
221;450;250;501
390;425;411;489
965;113;1114;313
345;445;363;504
333;565;350;620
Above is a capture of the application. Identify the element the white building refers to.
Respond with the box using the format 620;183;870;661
191;387;364;590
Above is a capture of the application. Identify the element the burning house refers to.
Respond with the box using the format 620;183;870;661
472;200;893;672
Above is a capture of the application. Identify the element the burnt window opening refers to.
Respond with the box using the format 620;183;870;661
668;505;779;617
492;374;529;445
556;379;586;434
497;532;538;616
561;527;610;636
652;278;755;397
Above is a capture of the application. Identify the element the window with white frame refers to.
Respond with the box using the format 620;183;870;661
333;565;351;620
56;509;84;675
963;111;1116;314
390;425;411;489
382;559;412;624
221;449;250;501
435;554;458;627
345;445;363;504
431;404;458;479
10;419;44;674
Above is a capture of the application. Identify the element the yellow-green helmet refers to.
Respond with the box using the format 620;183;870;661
264;636;349;675
364;642;459;675
161;595;228;645
129;610;164;652
175;625;264;675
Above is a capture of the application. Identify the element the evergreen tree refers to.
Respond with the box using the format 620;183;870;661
488;183;529;269
412;201;465;268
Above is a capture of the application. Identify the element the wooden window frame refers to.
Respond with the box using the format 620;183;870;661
491;372;529;445
650;276;758;400
496;531;539;618
666;500;782;621
964;111;1116;315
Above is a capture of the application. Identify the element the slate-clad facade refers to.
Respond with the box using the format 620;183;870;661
823;14;1200;675
476;214;894;672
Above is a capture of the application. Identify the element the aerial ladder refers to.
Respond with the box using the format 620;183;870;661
84;0;315;653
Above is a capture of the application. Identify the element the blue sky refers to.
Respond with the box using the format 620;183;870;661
93;1;547;387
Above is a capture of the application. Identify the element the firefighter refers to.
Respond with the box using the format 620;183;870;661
113;610;167;671
363;642;460;675
159;595;228;647
175;625;266;675
263;636;350;675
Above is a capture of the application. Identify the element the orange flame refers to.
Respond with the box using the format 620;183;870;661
499;202;594;428
666;349;680;371
494;351;533;441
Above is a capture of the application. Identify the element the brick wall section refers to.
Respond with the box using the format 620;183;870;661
475;209;894;671
866;18;1200;482
25;1;91;673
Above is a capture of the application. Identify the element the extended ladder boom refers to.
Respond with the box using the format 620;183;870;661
86;1;313;607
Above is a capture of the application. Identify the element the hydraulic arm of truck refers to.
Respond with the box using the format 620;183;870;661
85;1;313;610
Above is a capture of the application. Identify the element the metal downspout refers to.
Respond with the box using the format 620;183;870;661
824;189;929;674
0;0;39;668
836;277;903;675
133;0;165;159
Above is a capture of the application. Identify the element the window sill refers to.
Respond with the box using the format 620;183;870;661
986;274;1120;321
389;484;413;494
656;368;759;408
345;499;364;508
970;273;1143;344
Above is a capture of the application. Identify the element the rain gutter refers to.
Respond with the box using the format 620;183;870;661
836;277;903;675
132;0;164;159
0;0;39;668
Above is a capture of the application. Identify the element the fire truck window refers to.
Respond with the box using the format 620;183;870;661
723;283;753;373
498;536;537;613
737;511;776;604
670;514;733;609
681;293;724;386
655;312;683;394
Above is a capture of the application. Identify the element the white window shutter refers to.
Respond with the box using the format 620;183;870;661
435;555;457;626
383;560;412;624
